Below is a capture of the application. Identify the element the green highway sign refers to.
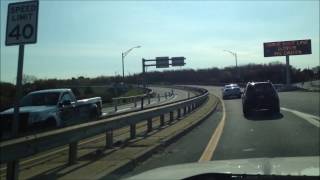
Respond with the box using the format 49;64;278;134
171;57;185;66
156;57;169;68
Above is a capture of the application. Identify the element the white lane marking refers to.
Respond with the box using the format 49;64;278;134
281;107;320;128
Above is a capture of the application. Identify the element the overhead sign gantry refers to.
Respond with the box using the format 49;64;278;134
142;56;186;72
141;56;186;87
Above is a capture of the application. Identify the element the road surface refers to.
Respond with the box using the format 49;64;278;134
122;86;320;178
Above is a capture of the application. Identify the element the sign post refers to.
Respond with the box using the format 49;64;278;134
263;39;312;86
12;45;25;135
5;1;39;179
285;55;290;86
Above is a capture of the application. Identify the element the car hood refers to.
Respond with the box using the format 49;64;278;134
126;156;319;180
0;106;56;115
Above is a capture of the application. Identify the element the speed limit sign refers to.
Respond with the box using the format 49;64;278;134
5;0;39;46
4;0;40;147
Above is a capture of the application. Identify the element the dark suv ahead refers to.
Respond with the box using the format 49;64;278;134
242;82;280;116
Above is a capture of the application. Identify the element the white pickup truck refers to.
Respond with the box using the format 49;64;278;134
0;89;102;132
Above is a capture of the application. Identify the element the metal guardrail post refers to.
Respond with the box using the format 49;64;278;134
177;108;181;119
114;99;118;112
183;106;187;115
147;118;152;132
134;97;137;107
158;94;160;102
160;114;165;126
148;95;151;104
68;142;78;164
169;111;174;123
106;129;113;148
141;97;144;110
6;160;19;180
130;124;136;139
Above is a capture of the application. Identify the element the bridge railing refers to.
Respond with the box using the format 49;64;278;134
0;86;208;180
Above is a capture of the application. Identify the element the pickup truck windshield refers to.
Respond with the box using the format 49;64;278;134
20;92;60;106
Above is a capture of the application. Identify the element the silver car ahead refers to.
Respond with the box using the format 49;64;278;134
222;85;241;99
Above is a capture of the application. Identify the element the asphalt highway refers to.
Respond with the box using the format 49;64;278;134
1;85;318;179
278;91;319;116
122;86;320;178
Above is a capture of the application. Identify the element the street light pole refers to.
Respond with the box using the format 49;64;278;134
235;53;238;68
122;46;141;80
224;50;237;68
224;50;240;81
122;52;124;79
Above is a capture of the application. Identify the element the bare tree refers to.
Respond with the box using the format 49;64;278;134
22;74;37;85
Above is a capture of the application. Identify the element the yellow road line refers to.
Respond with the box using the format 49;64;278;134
198;96;226;162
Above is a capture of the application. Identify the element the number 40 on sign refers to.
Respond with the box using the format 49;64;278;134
5;0;39;46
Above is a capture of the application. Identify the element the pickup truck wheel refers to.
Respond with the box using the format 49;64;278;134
90;107;99;120
45;118;57;128
96;104;102;116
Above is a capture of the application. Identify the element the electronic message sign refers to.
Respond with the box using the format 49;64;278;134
264;39;311;57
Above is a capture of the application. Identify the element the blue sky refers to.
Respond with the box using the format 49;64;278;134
1;0;319;83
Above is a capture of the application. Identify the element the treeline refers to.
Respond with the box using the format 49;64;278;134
1;62;319;110
127;62;319;85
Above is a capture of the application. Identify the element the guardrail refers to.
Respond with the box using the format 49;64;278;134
111;89;175;112
0;86;208;180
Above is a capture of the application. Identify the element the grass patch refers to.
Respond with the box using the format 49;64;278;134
121;88;145;97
